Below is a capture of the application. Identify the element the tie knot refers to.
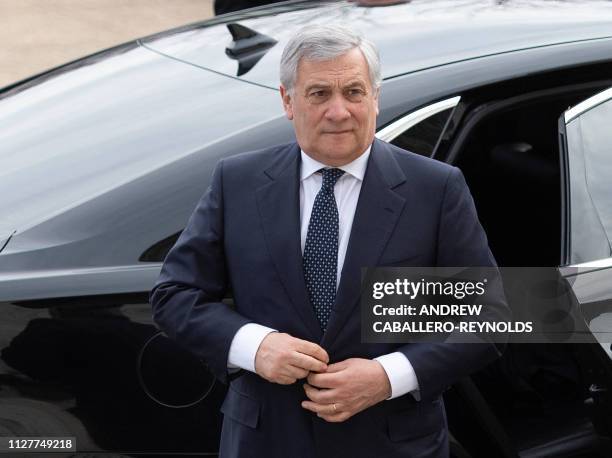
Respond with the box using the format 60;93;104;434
320;168;345;190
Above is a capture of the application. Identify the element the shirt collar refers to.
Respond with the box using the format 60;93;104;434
300;145;371;182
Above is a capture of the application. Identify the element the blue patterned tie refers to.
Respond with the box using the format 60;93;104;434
303;168;345;331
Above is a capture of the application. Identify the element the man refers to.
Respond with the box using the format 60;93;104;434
151;25;506;458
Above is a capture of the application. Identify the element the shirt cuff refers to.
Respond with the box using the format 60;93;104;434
227;323;277;373
374;352;420;400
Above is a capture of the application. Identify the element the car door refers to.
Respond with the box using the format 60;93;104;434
558;87;612;439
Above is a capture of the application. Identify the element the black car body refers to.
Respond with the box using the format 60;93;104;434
1;1;612;456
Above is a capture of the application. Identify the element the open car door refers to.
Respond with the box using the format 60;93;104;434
558;87;612;445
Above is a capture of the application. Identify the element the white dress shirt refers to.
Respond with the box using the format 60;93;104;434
227;146;419;400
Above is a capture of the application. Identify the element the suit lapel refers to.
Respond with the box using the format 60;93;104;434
255;143;323;341
322;139;406;348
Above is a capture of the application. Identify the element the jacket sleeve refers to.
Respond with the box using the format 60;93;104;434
396;166;510;402
149;159;253;384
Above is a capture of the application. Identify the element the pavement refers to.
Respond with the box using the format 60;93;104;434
0;0;214;88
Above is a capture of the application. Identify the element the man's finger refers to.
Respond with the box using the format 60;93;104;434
301;401;352;422
294;339;329;364
276;375;297;385
325;360;350;373
290;351;328;373
303;383;337;403
285;365;309;380
307;370;342;388
300;400;320;414
317;412;352;423
301;400;335;414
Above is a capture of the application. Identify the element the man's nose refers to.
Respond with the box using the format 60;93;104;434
324;94;351;122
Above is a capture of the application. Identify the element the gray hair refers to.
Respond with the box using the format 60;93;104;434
280;25;382;94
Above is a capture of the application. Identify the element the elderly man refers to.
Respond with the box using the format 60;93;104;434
151;25;504;458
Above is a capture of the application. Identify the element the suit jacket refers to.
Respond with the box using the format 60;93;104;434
150;138;507;458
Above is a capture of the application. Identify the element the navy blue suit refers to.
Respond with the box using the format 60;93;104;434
150;138;506;458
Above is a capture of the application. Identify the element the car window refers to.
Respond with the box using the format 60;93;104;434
376;96;459;157
391;108;453;157
563;87;612;264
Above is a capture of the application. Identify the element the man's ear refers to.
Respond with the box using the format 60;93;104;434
280;84;294;120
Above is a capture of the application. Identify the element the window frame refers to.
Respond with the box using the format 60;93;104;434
560;86;612;266
375;96;460;151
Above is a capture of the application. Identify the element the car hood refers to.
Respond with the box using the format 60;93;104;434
142;0;612;89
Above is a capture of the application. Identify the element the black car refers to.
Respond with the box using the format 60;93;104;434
1;1;611;456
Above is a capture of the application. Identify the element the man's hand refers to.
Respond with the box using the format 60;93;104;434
254;332;329;385
301;358;391;422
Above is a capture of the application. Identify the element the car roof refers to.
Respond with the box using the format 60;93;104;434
142;0;612;89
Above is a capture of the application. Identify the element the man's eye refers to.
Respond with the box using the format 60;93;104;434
346;88;365;100
307;90;329;103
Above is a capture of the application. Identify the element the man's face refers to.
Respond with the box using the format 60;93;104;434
280;48;379;166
